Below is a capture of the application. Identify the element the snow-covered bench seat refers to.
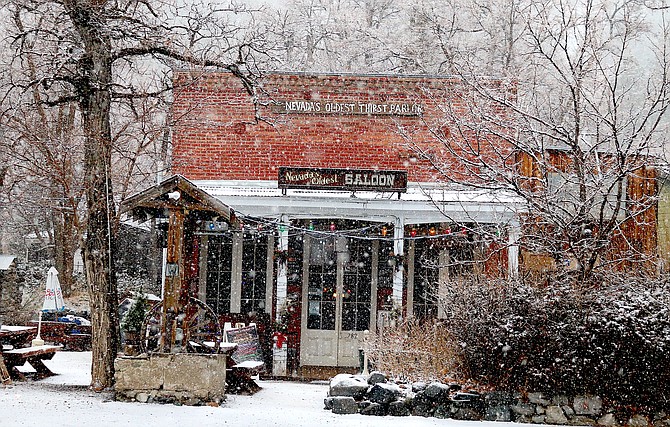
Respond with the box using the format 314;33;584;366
2;344;61;380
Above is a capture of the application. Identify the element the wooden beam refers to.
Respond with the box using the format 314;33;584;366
160;208;185;352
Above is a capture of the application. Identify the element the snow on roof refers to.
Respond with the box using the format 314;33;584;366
0;255;16;270
193;180;524;225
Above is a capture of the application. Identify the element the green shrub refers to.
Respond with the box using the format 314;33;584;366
441;276;670;411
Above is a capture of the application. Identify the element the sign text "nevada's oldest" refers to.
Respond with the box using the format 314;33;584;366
278;167;407;193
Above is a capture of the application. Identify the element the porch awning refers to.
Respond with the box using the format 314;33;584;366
192;179;523;225
120;175;236;224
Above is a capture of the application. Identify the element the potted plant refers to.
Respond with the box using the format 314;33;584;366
121;293;148;355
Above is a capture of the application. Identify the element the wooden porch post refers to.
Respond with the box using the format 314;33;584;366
161;208;185;352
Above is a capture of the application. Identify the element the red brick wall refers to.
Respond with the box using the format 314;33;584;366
171;71;511;183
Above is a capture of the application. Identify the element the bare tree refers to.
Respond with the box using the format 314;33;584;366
409;0;670;283
1;0;263;390
261;0;526;75
0;9;85;294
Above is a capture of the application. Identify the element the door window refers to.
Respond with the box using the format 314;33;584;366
305;225;374;332
342;239;372;331
307;236;336;330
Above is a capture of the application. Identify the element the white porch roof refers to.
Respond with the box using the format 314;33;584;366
0;255;16;270
194;180;523;225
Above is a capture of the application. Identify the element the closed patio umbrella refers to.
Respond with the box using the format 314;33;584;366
32;267;65;346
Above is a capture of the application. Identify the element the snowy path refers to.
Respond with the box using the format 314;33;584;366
0;351;537;427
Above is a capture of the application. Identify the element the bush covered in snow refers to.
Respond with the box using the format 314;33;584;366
440;276;670;411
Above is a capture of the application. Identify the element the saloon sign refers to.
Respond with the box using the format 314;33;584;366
278;167;408;193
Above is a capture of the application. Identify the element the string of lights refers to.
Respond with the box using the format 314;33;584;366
201;212;501;243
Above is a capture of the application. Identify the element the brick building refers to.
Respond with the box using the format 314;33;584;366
168;71;519;376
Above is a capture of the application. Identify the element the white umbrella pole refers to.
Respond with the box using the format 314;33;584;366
32;311;44;347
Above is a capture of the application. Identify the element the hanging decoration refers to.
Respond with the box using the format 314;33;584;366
206;212;494;251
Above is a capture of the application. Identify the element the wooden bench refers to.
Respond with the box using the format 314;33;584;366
2;345;61;380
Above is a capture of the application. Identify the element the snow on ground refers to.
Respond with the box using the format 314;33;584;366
1;351;541;427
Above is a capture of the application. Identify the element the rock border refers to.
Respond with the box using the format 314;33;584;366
325;372;668;426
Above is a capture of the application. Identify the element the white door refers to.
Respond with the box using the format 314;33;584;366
300;235;374;367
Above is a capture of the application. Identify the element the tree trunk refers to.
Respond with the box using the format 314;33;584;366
82;87;119;390
65;0;119;390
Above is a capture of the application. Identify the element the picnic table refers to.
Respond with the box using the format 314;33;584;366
0;325;60;382
0;325;36;348
27;320;92;351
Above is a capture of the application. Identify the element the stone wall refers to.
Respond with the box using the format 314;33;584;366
114;353;227;406
325;373;669;426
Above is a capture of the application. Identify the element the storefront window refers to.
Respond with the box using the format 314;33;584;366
206;234;233;314
411;224;481;319
413;238;439;319
377;240;395;311
241;232;268;315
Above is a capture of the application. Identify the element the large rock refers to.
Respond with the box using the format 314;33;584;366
357;400;372;411
545;406;569;425
453;391;482;402
486;405;512;422
412;382;427;393
114;353;227;403
451;404;482;420
597;413;619;427
552;395;570;406
361;402;387;416
528;392;551;406
410;393;436;418
388;400;410;416
368;383;401;404
331;396;358;414
367;371;387;385
424;382;452;403
411;390;433;406
512;403;536;417
568;415;597;426
434;404;452;419
573;395;603;416
451;392;484;418
412;403;434;417
486;391;515;406
329;374;369;399
135;392;150;403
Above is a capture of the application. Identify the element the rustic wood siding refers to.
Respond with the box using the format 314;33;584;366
657;178;670;272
